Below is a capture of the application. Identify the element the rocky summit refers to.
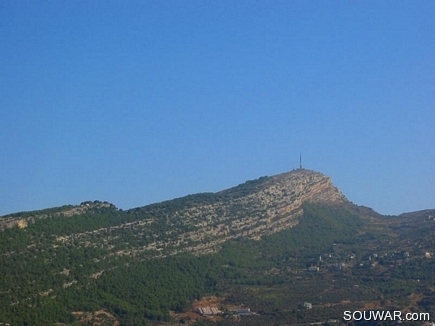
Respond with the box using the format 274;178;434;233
1;169;435;326
0;169;347;257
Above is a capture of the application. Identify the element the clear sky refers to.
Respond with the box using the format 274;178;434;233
1;1;434;216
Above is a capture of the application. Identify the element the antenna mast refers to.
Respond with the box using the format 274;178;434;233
300;153;302;169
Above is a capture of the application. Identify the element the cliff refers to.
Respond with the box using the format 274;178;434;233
0;169;347;257
60;169;347;256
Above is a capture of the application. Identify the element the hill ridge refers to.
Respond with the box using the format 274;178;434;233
0;169;349;257
0;169;347;242
2;169;435;325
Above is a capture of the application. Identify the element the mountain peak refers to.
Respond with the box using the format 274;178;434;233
270;169;345;203
132;168;348;253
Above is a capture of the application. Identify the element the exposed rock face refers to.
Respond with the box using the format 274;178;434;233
166;169;347;253
1;169;347;257
107;169;347;256
17;220;27;229
0;201;115;231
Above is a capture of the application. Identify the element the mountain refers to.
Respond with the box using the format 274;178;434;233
0;169;434;326
0;169;347;257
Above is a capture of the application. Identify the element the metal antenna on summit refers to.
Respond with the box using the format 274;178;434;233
300;153;302;169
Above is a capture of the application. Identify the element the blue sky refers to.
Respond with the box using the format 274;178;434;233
1;1;434;216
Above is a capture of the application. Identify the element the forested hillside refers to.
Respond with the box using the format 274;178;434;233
0;170;434;325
